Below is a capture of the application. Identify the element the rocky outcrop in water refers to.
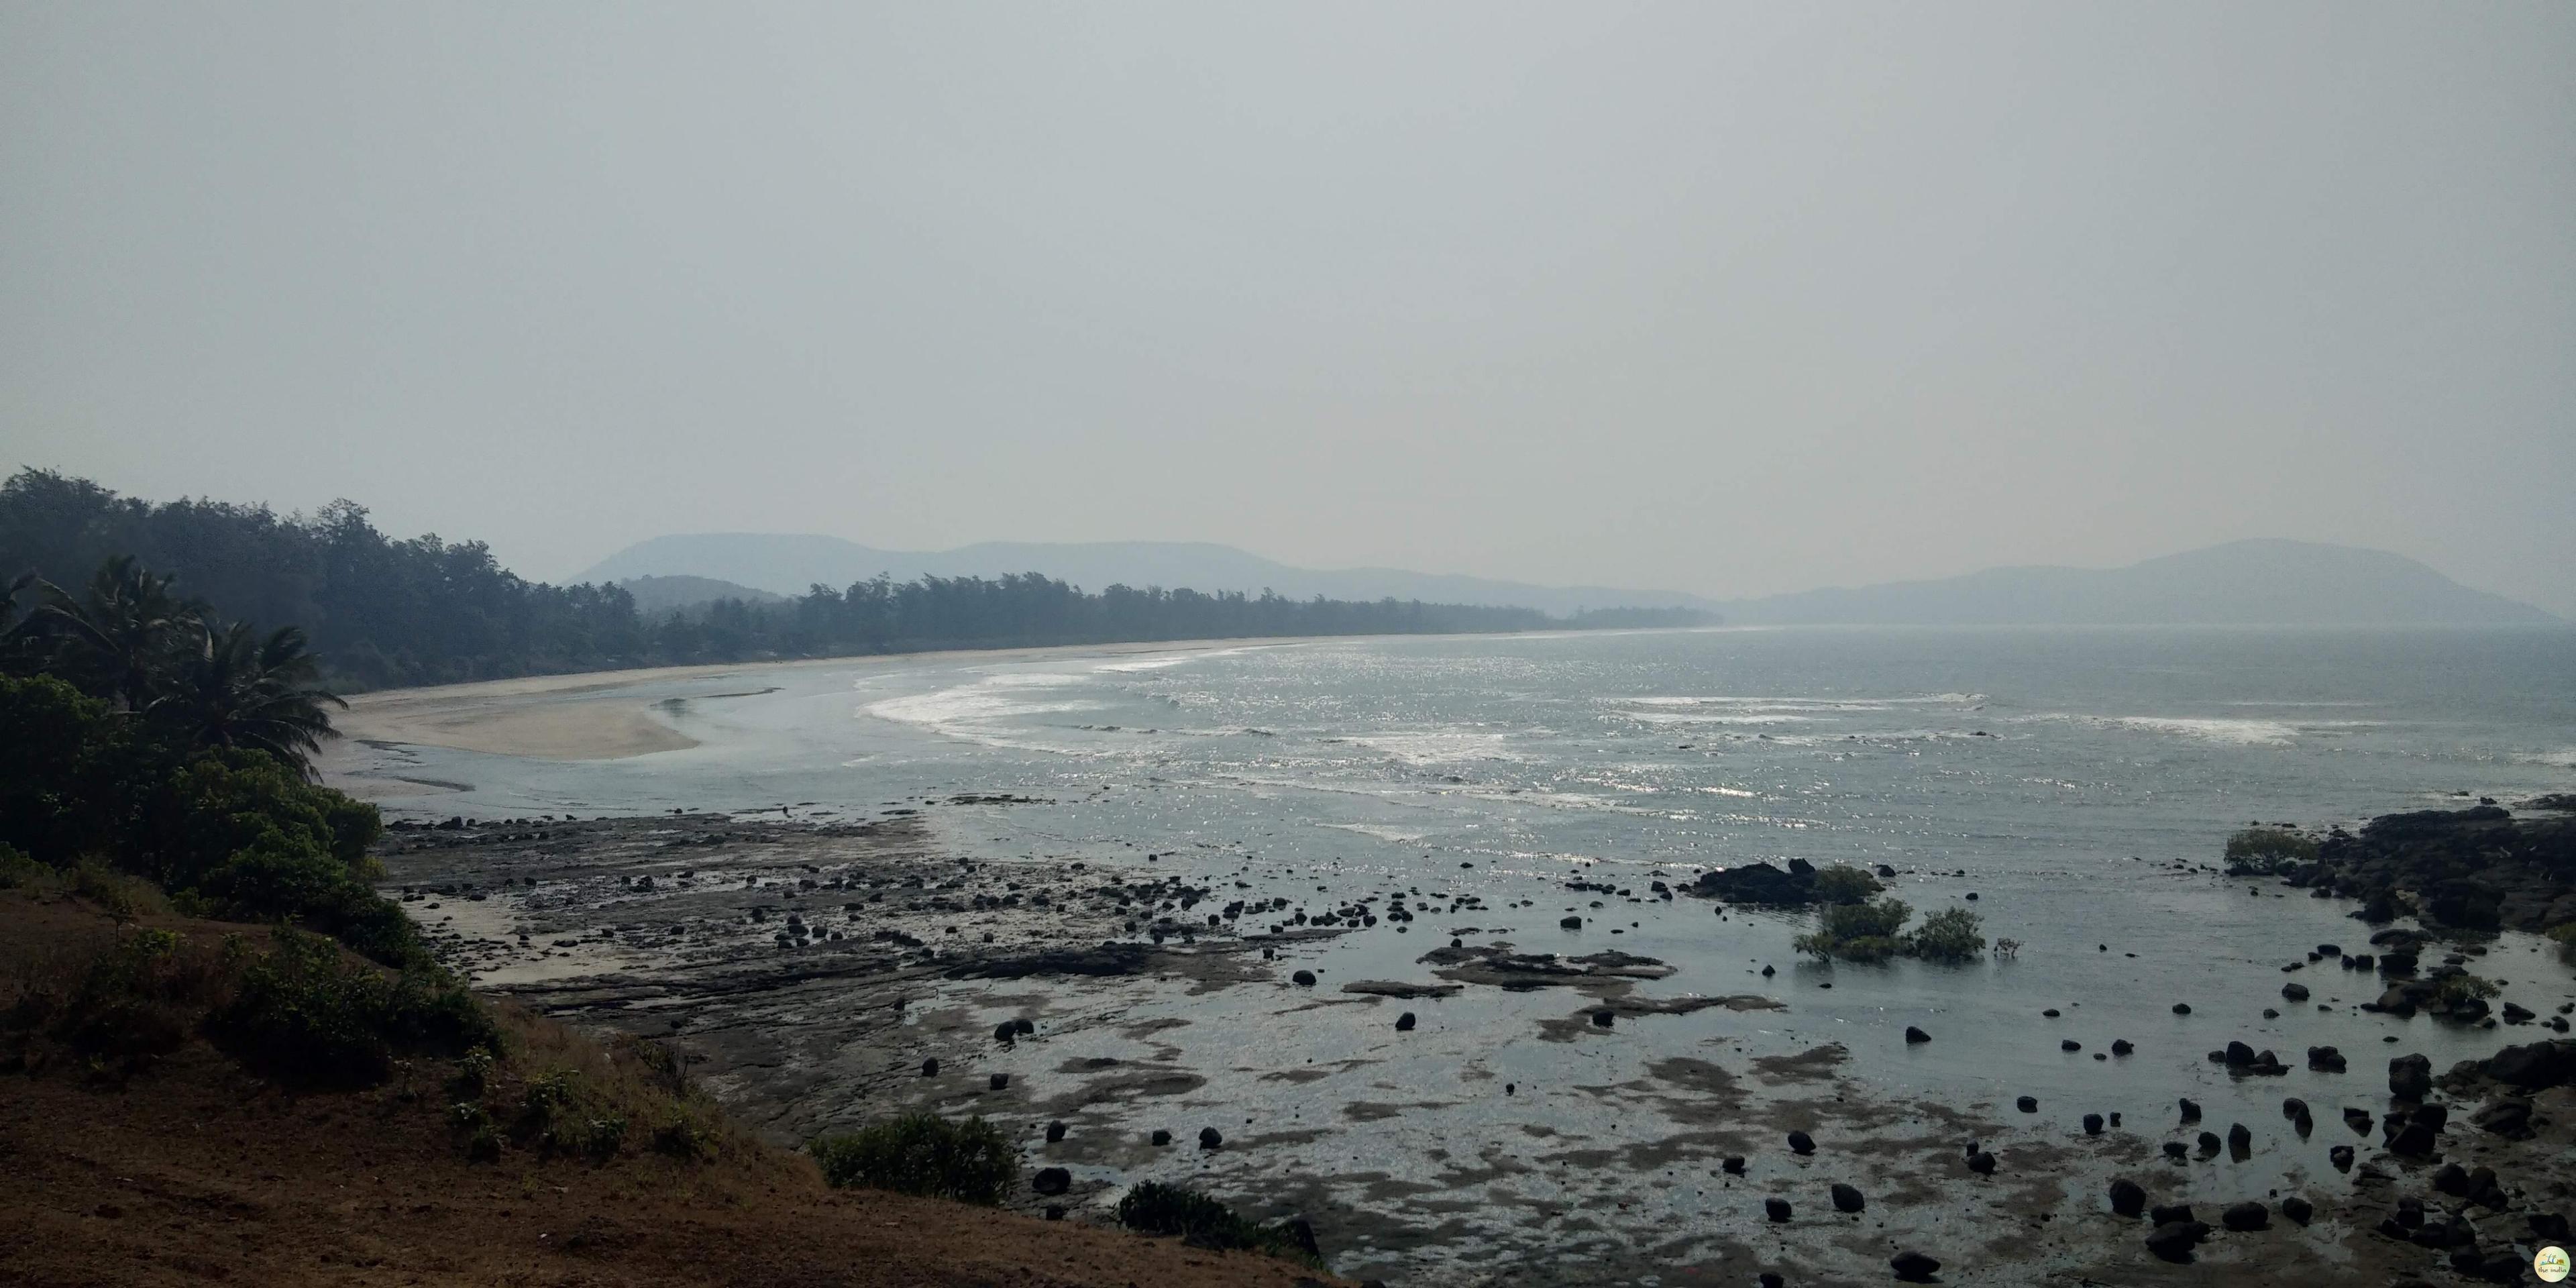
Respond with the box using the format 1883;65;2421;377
2276;805;2576;932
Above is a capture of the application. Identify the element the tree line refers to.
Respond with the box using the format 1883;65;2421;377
1;470;1705;690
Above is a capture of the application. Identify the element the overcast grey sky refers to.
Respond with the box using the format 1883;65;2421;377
4;3;2570;611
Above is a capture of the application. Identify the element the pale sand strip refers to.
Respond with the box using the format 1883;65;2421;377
326;634;1356;762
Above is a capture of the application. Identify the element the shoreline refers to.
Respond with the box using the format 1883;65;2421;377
328;633;1347;763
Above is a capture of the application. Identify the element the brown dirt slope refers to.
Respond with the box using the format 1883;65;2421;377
0;892;1345;1288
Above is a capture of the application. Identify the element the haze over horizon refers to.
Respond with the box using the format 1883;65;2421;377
5;4;2571;614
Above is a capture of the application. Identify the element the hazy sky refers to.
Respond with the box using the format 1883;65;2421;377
5;3;2571;611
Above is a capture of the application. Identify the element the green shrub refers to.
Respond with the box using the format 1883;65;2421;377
651;1110;718;1161
2432;973;2502;1008
48;928;222;1067
1795;897;1912;959
207;928;496;1087
0;843;51;890
1904;906;1987;962
807;1113;1018;1205
1115;1182;1319;1263
1810;865;1882;905
2223;827;2318;876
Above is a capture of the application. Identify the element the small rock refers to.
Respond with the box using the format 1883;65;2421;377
1198;1127;1222;1149
2015;1095;2037;1113
1890;1250;1939;1281
1831;1183;1864;1213
1787;1130;1815;1155
2108;1178;2146;1216
1766;1197;1792;1222
1032;1167;1071;1195
1905;1026;1931;1044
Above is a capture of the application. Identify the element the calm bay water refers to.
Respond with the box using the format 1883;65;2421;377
350;626;2576;1284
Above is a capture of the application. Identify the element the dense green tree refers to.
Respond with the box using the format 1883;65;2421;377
1;469;1705;690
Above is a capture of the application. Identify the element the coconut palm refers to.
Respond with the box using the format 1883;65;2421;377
0;572;35;673
31;555;200;709
148;619;347;776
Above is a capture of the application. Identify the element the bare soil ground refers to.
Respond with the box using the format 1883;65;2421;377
0;892;1348;1288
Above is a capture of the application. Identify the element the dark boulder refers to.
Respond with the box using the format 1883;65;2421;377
2328;1144;2354;1171
2307;1045;2346;1072
2283;982;2310;1002
2178;1097;2201;1122
2149;1203;2194;1226
1722;1155;1746;1175
1198;1127;1222;1149
1032;1167;1071;1195
2110;1039;2134;1055
2144;1220;2209;1263
2171;1002;2191;1014
1291;969;1318;986
1890;1250;1939;1282
1831;1183;1865;1213
2479;1038;2576;1091
2161;1142;2186;1160
920;1058;940;1077
1150;1128;1172;1146
2281;1195;2313;1224
1787;1130;1815;1155
1395;1011;1417;1032
989;1073;1010;1090
2015;1095;2037;1113
1966;1149;1996;1175
2224;1040;2258;1067
1560;916;1583;930
2390;1053;2432;1099
1905;1026;1931;1044
2221;1201;2269;1232
2082;1113;2103;1134
1045;1120;1067;1143
2108;1178;2146;1216
1766;1197;1792;1222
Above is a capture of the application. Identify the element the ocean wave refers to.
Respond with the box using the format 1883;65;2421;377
2015;712;2377;747
1347;729;1525;765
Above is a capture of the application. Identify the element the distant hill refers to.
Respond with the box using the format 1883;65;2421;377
617;574;786;617
578;534;1723;617
1717;539;2559;626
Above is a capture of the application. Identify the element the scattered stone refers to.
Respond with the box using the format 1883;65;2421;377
1150;1128;1172;1146
2083;1113;2104;1134
1831;1183;1865;1213
1905;1026;1931;1044
1787;1130;1815;1155
1044;1120;1067;1143
1890;1250;1939;1282
2281;1195;2313;1225
2108;1179;2146;1216
2111;1039;2134;1055
1198;1127;1222;1150
920;1059;939;1077
2015;1095;2037;1113
1032;1167;1071;1196
1766;1197;1792;1222
1291;969;1318;987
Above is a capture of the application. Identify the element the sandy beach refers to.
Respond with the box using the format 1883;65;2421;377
327;634;1361;763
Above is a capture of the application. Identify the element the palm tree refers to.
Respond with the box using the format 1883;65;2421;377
32;555;199;709
0;572;35;673
148;619;347;776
